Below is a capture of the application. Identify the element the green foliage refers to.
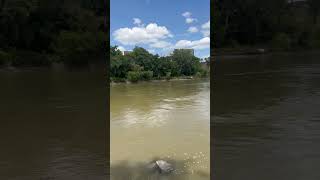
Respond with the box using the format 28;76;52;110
0;50;10;66
11;50;50;67
51;31;105;66
171;49;201;76
196;69;209;78
165;72;171;80
140;71;153;81
127;71;154;82
110;46;122;57
110;55;134;78
131;47;154;71
214;0;320;49
110;45;205;82
0;0;106;67
271;33;291;50
127;71;140;83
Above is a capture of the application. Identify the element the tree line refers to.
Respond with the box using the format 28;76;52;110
110;46;209;82
213;0;320;50
0;0;107;67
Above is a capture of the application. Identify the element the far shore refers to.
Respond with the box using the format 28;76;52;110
0;62;106;72
212;48;320;59
110;76;209;85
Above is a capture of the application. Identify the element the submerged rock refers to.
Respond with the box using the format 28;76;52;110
156;160;174;173
146;160;174;174
146;162;158;170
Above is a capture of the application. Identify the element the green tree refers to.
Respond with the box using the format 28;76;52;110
171;49;201;76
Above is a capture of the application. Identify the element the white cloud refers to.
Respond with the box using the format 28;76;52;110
201;20;210;37
182;11;197;24
133;18;142;25
200;55;210;59
174;37;210;50
147;49;156;54
188;26;198;33
186;17;197;24
116;46;126;52
113;23;173;45
202;20;210;29
150;41;172;48
182;11;191;18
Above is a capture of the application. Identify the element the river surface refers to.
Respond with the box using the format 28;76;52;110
110;79;210;180
213;52;320;180
0;67;107;179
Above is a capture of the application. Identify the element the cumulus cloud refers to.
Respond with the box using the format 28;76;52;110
201;20;210;37
186;17;197;24
147;49;156;54
174;37;210;50
182;11;197;24
188;26;198;33
113;23;173;45
182;11;191;18
202;20;210;29
149;41;172;48
133;18;142;26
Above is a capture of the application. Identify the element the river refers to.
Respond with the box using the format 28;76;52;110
0;67;107;179
110;79;210;179
213;52;320;180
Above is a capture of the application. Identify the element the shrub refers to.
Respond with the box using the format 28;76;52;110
271;33;291;50
165;72;171;80
127;70;154;82
127;71;140;82
0;51;10;66
51;31;105;66
11;51;50;67
140;71;153;81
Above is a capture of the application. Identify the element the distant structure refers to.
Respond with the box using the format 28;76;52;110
171;49;195;56
200;57;210;71
123;51;132;55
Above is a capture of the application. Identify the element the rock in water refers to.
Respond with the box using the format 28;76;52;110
155;160;174;173
146;162;158;171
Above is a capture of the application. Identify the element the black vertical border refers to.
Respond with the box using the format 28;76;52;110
210;0;215;179
105;0;110;178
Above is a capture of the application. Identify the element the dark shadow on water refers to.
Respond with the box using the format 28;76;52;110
110;158;209;180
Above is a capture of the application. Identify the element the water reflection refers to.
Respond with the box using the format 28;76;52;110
0;69;106;179
111;79;210;179
213;52;320;180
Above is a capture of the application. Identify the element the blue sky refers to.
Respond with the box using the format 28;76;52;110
110;0;210;58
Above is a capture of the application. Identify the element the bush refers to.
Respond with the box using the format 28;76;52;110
51;31;105;66
165;72;171;80
127;70;154;82
10;51;50;67
140;71;153;81
127;71;140;82
271;33;291;50
0;51;10;66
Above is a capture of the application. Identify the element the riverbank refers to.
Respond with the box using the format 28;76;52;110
110;76;209;85
0;62;106;72
212;47;320;59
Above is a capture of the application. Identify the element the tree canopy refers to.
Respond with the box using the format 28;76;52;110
0;0;107;67
213;0;320;50
110;46;208;82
